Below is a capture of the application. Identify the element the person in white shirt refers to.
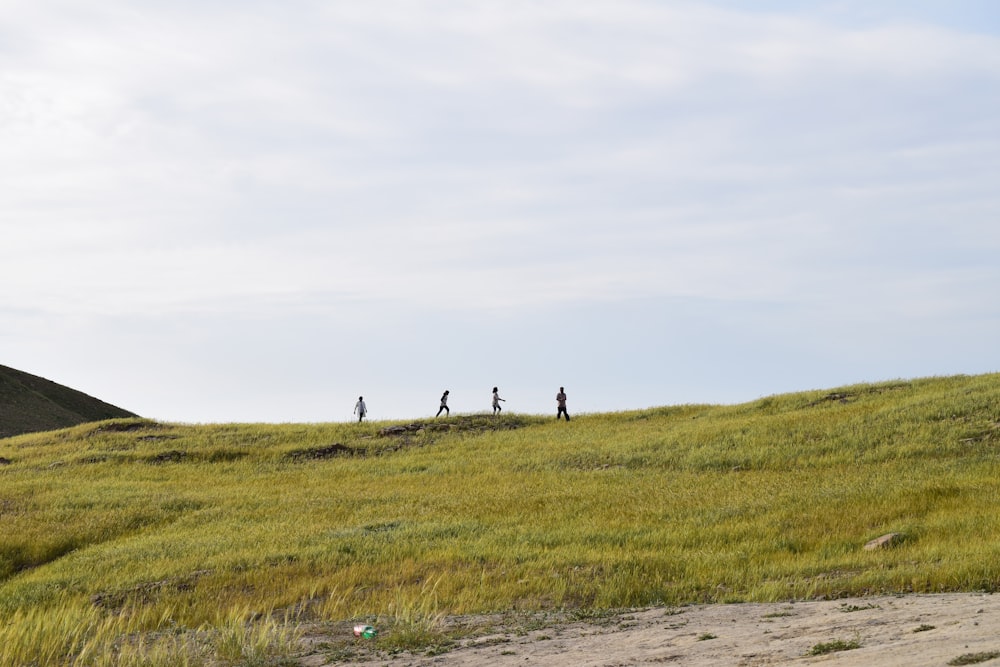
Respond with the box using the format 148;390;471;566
354;396;367;422
492;387;506;414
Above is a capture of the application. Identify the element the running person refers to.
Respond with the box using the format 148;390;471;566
436;390;450;417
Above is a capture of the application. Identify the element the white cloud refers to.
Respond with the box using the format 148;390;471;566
2;1;998;420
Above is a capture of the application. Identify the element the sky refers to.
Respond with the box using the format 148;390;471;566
2;1;999;423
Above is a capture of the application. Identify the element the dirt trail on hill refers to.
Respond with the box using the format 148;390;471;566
302;593;1000;666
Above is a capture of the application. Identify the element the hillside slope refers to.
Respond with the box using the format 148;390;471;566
1;373;999;664
0;364;137;438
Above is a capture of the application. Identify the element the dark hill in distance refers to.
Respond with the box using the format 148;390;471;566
0;365;137;439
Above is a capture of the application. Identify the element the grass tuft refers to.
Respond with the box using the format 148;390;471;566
949;652;1000;666
809;639;862;655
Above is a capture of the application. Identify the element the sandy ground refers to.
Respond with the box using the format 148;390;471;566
302;593;1000;666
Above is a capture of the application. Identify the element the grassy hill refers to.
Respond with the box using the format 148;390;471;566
0;373;998;665
0;365;137;439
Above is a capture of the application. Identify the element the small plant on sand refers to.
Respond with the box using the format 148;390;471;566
948;652;1000;666
809;639;861;655
914;624;936;633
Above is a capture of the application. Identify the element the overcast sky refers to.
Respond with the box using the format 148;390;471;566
3;1;999;423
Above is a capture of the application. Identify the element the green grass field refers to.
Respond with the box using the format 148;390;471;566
1;373;999;665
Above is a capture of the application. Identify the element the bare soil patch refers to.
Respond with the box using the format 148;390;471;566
300;593;1000;666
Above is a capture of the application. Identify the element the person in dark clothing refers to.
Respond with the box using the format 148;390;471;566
436;390;450;417
556;387;569;421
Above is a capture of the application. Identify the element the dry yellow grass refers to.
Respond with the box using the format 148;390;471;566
1;373;998;663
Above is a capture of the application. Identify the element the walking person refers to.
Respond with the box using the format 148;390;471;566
492;387;506;415
354;396;367;423
556;387;570;421
436;390;450;417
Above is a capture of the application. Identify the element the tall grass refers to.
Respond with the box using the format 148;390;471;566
0;598;302;666
1;374;998;663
